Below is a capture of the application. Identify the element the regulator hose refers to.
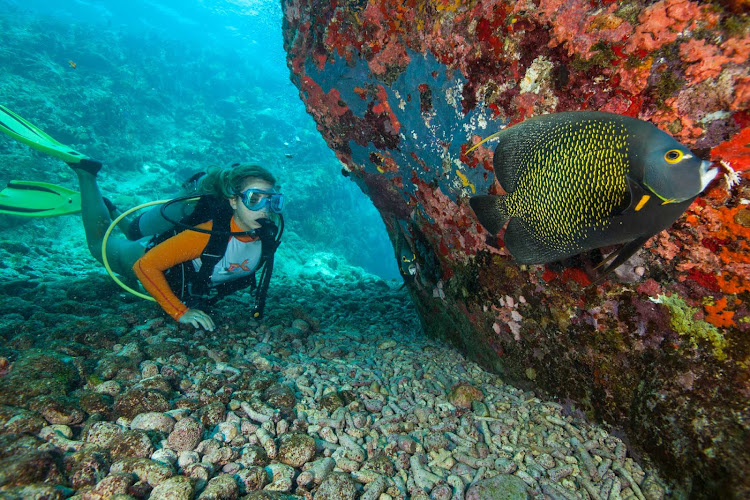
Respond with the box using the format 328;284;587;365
101;199;172;301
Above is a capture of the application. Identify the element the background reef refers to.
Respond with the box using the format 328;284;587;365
281;0;750;497
0;4;399;280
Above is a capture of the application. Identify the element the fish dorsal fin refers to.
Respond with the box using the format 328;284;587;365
491;125;527;193
491;116;565;194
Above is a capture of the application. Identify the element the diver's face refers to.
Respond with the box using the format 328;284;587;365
229;178;275;230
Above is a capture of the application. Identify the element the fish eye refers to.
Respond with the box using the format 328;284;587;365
664;149;684;164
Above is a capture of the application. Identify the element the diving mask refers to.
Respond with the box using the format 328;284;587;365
237;188;285;213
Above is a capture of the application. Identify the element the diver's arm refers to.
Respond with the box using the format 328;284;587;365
132;222;212;322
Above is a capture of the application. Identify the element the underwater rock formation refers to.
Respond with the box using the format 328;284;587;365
282;0;750;497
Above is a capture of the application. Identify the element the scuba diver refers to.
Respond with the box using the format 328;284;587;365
0;105;283;331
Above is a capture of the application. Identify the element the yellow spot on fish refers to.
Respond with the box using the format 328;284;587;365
635;194;650;211
456;169;476;194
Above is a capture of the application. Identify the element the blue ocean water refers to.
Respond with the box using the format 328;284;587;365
0;0;400;279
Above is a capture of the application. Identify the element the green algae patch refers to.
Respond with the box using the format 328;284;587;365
653;294;728;361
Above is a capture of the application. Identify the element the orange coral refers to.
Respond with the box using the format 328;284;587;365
721;36;750;65
534;0;633;59
625;0;719;54
679;37;750;85
615;62;652;95
703;297;736;328
679;39;729;84
711;127;750;172
676;203;750;294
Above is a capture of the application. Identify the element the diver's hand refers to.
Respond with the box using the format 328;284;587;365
179;309;215;331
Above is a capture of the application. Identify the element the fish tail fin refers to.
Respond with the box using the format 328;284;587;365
469;195;508;235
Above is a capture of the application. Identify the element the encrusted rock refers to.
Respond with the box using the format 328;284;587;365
150;474;195;499
277;432;316;467
0;351;80;406
29;395;86;425
178;450;200;468
313;472;358;500
291;319;310;333
110;457;174;487
447;383;484;409
238;445;270;467
361;454;395;477
183;462;213;491
140;360;160;378
196;401;226;427
0;405;45;434
94;380;122;396
236;466;269;493
198;473;240;499
266;463;295;491
78;392;113;418
0;444;65;487
423;433;449;452
263;383;297;410
131;411;176;433
89;473;135;498
114;387;170;419
2;484;65;499
319;392;344;413
110;429;155;460
85;421;124;448
152;448;178;466
167;417;204;452
465;473;529;500
64;448;110;489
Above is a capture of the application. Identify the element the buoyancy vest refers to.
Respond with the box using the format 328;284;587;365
145;194;282;319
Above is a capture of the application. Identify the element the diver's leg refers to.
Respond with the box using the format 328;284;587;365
74;170;145;276
102;197;137;236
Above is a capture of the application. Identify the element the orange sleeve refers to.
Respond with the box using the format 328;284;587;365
132;221;213;321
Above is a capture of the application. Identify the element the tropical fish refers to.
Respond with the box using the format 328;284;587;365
395;221;418;284
469;111;718;274
399;241;418;281
68;60;76;69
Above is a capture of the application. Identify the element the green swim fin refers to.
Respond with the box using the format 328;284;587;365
0;104;89;165
0;180;81;217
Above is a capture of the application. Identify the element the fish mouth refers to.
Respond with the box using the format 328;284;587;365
700;160;719;191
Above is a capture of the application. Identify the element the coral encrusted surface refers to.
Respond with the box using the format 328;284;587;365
281;0;750;497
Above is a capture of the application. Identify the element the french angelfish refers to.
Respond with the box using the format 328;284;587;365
469;111;718;274
396;221;418;284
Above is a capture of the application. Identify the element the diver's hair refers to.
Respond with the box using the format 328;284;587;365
198;163;277;198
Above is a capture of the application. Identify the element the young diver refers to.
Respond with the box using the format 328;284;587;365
74;160;283;332
0;102;283;331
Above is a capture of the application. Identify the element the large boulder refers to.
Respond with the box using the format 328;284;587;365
281;1;750;497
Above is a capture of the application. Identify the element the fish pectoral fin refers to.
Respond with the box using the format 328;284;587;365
469;195;508;235
616;177;651;216
593;235;651;284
